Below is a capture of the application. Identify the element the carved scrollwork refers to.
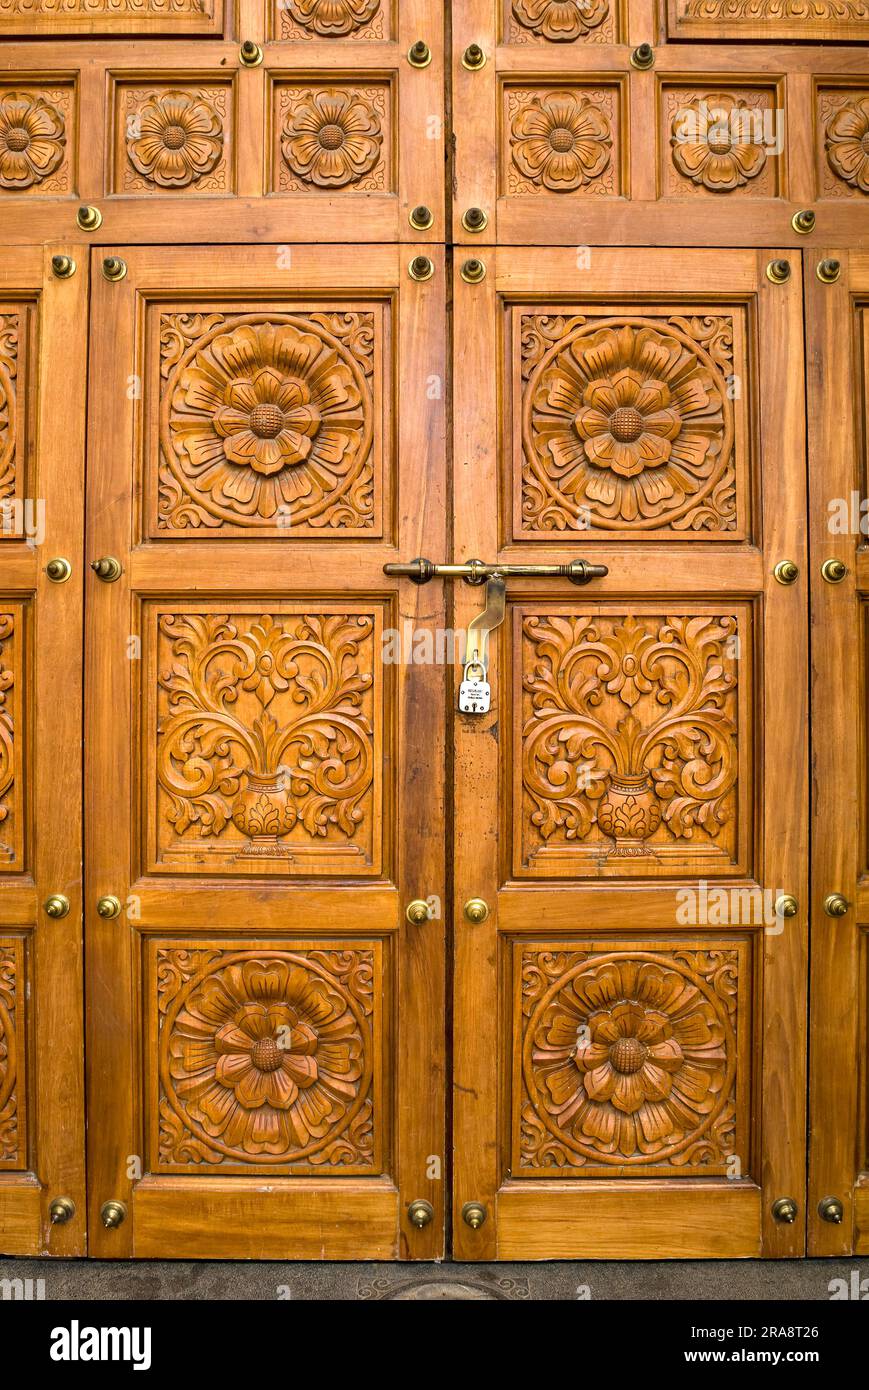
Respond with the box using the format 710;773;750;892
0;943;19;1166
0;615;15;867
519;947;740;1171
678;0;868;19
0;314;18;502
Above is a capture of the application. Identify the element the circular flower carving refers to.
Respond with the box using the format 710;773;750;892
162;953;370;1162
671;95;767;191
0;92;65;190
523;954;735;1164
825;95;869;194
283;0;381;35
281;89;382;188
163;314;372;526
524;319;732;528
126;90;223;189
512;0;610;41
511;92;611;191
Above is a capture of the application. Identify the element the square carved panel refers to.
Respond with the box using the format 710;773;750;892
511;602;753;878
0;83;74;197
143;602;385;878
144;300;387;538
271;0;393;40
271;81;393;194
0;603;25;873
111;80;233;196
503;83;623;198
511;938;753;1178
0;937;26;1170
146;937;384;1176
510;304;753;540
503;0;622;44
661;85;782;199
816;87;869;200
0;0;223;36
0;301;34;524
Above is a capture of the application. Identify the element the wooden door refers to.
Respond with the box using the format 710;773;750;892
0;245;87;1254
451;246;809;1259
806;249;869;1257
84;242;446;1258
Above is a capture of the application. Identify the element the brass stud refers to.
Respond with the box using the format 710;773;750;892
45;557;72;584
91;556;123;582
821;558;847;584
44;894;70;919
772;1197;798;1224
818;1196;844;1224
100;1199;127;1229
791;209;815;235
766;258;791;284
408;1199;434;1228
408;40;432;68
460;257;486;284
101;256;127;283
464;897;489;924
823;893;848;918
462;206;488;233
630;42;654;69
817;258;841;284
239;39;263;66
49;1196;76;1225
409;204;434;231
406;899;430;926
775;894;798;919
409;255;435;282
76;204;102;232
773;559;799;585
462;43;486;70
96;895;122;919
462;1201;487;1229
51;254;76;279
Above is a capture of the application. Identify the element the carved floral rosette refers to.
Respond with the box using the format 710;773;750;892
520;313;738;535
508;0;616;45
156;946;376;1171
276;0;385;40
518;947;740;1173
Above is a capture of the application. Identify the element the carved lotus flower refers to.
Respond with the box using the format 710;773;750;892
281;89;382;188
530;323;725;523
0;93;65;189
825;95;869;194
284;0;380;35
511;91;611;191
512;0;610;41
671;95;767;191
168;959;364;1157
126;90;223;189
170;320;365;520
531;959;727;1159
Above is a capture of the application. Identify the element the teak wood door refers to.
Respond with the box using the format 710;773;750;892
451;246;809;1260
84;243;446;1259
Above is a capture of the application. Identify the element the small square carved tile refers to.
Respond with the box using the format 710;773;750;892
504;85;622;198
0;82;75;197
662;86;782;199
112;81;233;195
817;87;869;200
504;0;620;45
273;82;391;194
272;0;389;41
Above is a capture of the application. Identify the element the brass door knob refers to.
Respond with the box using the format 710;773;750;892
97;895;122;919
630;42;654;69
100;1199;127;1229
766;259;791;284
821;558;847;583
773;560;798;585
408;1199;434;1228
462;1201;486;1229
49;1196;76;1225
101;256;127;283
408;40;432;68
76;204;102;231
462;207;488;233
774;894;798;919
824;893;848;917
239;39;263;66
51;254;76;279
460;258;486;284
409;255;435;282
818;1196;844;1224
772;1196;798;1224
44;894;70;919
409;205;433;231
791;209;815;235
817;258;841;284
91;556;122;582
45;557;72;583
464;897;489;924
406;899;430;925
462;43;486;70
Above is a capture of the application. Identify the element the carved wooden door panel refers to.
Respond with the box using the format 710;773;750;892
806;249;869;1257
451;246;809;1259
84;243;446;1258
0;246;87;1254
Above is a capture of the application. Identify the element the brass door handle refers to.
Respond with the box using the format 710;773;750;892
384;556;608;585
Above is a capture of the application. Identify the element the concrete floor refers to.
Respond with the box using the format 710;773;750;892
2;1257;867;1300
